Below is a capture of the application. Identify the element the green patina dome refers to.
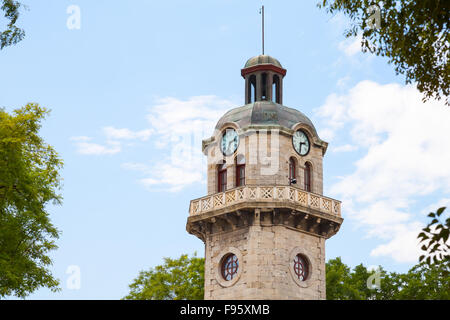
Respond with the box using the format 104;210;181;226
215;101;318;137
244;55;283;69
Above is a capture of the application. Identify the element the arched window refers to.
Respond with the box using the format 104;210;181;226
304;162;312;192
289;157;296;182
236;155;245;187
218;162;227;192
273;75;280;103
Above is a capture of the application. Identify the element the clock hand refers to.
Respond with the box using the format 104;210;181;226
227;136;238;151
227;139;234;152
227;140;232;150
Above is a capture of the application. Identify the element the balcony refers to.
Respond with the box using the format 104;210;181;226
189;185;341;218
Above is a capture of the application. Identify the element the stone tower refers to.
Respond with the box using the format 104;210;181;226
186;55;343;300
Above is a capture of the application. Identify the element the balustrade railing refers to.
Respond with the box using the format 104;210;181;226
189;185;341;217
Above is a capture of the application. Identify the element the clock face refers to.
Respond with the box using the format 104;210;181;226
221;128;239;156
293;130;310;156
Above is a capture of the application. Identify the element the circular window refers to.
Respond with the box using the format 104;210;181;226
293;254;309;281
221;253;239;281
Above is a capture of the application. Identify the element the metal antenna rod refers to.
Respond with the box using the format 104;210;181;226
262;5;265;55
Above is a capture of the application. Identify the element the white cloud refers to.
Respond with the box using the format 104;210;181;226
370;222;423;263
72;138;121;155
70;136;92;142
316;80;450;263
421;198;450;216
121;96;235;192
71;127;152;155
72;127;153;156
338;35;362;57
146;95;231;140
336;76;351;88
103;127;153;141
72;96;235;191
332;144;358;153
122;160;204;192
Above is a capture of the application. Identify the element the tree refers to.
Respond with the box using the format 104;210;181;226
0;103;63;298
0;0;25;50
325;257;359;299
125;252;449;300
326;257;450;300
326;257;388;299
390;263;450;300
418;207;450;267
318;0;450;105
123;253;204;300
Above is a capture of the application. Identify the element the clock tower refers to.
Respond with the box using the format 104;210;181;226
186;55;343;300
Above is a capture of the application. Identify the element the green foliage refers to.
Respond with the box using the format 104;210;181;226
318;0;450;104
326;257;381;299
418;207;450;267
0;0;25;49
0;103;63;298
326;257;450;300
123;253;205;300
125;252;449;300
325;257;356;299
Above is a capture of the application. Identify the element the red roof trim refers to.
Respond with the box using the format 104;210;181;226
241;64;287;78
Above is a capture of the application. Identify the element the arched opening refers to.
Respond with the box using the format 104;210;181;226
261;73;268;100
235;155;246;187
304;162;312;192
218;162;227;192
248;75;256;103
272;75;280;103
289;157;296;182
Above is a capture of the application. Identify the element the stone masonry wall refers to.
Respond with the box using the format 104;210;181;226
207;131;324;195
204;223;326;300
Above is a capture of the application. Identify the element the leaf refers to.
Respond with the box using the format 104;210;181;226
436;207;446;217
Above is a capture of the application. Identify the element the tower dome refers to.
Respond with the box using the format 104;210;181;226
244;55;283;68
214;101;319;139
214;56;325;146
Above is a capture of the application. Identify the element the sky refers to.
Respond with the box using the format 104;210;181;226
0;0;449;299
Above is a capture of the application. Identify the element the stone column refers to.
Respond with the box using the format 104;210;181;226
256;73;262;102
245;76;250;104
227;163;236;190
279;78;283;105
267;72;273;102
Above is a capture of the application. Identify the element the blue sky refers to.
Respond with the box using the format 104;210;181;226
1;1;449;299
